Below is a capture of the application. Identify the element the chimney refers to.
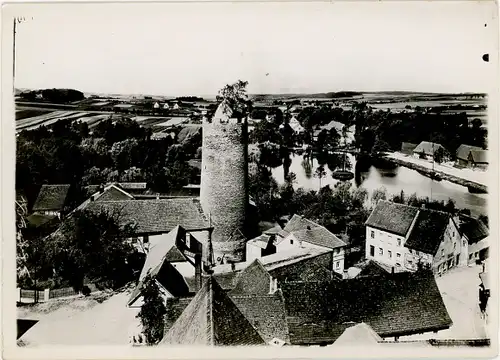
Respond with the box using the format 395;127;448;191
156;193;160;200
194;254;202;292
391;266;395;274
230;262;236;271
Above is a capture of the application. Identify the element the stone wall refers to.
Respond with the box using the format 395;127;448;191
200;121;248;262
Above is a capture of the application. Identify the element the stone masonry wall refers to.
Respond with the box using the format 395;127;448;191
200;121;248;262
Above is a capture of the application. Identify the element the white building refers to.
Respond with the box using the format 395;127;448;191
365;201;466;275
247;214;347;275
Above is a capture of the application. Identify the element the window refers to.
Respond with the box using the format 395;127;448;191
371;231;375;239
441;249;444;256
379;248;383;256
453;242;456;250
469;254;473;260
290;239;294;245
397;239;402;247
336;261;340;269
370;245;375;257
397;253;401;258
396;262;401;267
409;249;413;254
463;240;466;247
388;250;392;258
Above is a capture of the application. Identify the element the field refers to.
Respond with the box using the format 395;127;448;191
16;109;52;121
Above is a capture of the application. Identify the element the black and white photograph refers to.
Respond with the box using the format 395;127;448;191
3;0;498;357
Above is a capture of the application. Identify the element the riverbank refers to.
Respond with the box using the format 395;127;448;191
384;153;488;194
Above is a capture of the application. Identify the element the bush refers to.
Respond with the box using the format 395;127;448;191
82;285;91;296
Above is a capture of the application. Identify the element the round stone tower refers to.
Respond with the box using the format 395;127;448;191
200;101;248;263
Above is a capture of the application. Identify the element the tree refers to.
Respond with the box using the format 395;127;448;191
314;164;327;189
216;80;252;119
433;147;445;164
371;187;387;206
136;274;167;345
48;209;137;291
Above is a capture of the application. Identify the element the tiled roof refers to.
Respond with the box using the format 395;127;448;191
159;277;265;346
229;259;271;296
413;141;447;156
357;260;405;278
94;186;134;201
32;184;71;212
128;226;191;305
456;144;482;160
405;210;450;255
457;215;489;243
292;226;346;249
280;270;452;344
263;224;282;235
365;201;418;236
26;213;58;228
231;292;291;344
469;149;488;164
283;214;320;233
401;142;418;154
165;245;187;263
85;198;209;234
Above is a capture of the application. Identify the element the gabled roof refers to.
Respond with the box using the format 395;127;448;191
85;198;209;235
413;141;447;156
94;185;134;202
32;184;71;212
365;201;418;236
159;277;265;346
282;214;321;234
212;101;234;123
291;226;346;249
469;149;488;164
405;209;450;255
128;226;191;305
263;224;282;235
456;144;482;160
229;259;271;296
334;323;382;345
280;270;452;344
231;292;291;345
456;215;489;243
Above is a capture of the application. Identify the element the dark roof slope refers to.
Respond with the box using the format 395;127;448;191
281;271;452;344
86;198;209;234
413;141;447;156
26;214;58;228
229;259;272;296
469;149;488;164
457;215;489;243
456;144;482;160
405;210;450;255
32;184;71;211
365;201;418;236
401;142;418;154
159;277;265;346
231;292;290;344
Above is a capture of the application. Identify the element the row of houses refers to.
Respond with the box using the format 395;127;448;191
365;200;489;275
401;141;488;169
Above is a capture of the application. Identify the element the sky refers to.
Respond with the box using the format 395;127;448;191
10;1;498;96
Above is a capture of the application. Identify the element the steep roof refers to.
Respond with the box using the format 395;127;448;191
280;271;452;344
229;259;271;296
413;141;447;156
212;101;234;123
365;201;419;236
291;226;346;249
231;292;291;344
456;144;482;160
457;215;489;243
159;277;265;346
334;323;382;345
469;149;488;164
85;198;209;235
282;214;320;234
32;184;71;212
128;226;191;305
94;185;134;202
405;210;450;255
26;213;58;228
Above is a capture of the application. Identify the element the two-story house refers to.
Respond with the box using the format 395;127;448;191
247;214;347;275
365;201;462;274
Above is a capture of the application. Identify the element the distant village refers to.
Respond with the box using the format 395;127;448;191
16;83;491;348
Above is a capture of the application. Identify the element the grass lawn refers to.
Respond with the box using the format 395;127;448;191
15;109;52;121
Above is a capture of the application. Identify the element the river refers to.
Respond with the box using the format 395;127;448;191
271;153;487;216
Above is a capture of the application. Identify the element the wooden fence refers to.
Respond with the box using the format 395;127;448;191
18;284;99;303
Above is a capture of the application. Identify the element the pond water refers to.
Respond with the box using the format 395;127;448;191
271;153;487;216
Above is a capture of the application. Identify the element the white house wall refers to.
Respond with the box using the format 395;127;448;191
246;242;263;262
365;226;407;269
